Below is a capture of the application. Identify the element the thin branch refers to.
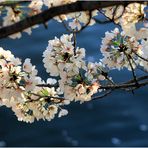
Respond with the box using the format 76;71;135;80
27;79;148;103
61;10;92;33
0;1;29;7
73;31;77;55
97;7;124;27
37;75;148;90
99;81;148;90
37;84;58;88
27;75;148;103
128;53;148;73
124;51;138;85
75;10;92;33
0;1;146;39
92;90;112;100
93;18;112;24
134;52;148;62
25;92;65;103
124;75;148;84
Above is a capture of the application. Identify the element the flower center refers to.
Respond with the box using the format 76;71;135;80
118;44;128;52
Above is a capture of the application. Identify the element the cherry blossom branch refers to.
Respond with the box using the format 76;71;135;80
99;81;148;90
95;8;123;27
0;0;29;7
60;10;92;33
133;52;148;62
37;75;148;91
25;92;65;103
73;32;77;55
92;90;112;100
0;1;146;39
26;77;148;103
75;10;92;33
26;90;113;103
124;75;148;84
124;52;138;85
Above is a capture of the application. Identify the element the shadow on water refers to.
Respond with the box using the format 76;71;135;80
0;20;148;147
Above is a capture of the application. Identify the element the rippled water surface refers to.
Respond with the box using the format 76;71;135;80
0;20;148;147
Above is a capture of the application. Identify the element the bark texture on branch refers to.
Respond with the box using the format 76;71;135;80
0;1;146;39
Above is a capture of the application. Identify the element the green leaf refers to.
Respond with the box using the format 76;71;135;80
75;74;81;81
113;41;119;46
40;89;49;96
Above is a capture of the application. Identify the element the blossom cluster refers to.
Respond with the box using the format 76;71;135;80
100;28;143;70
100;27;148;71
99;3;148;72
0;29;148;123
0;2;147;124
0;34;110;123
43;34;105;103
0;47;69;123
102;3;148;40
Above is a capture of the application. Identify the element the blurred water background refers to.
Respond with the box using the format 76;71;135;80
0;19;148;147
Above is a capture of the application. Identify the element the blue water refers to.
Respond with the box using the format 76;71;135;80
0;20;148;147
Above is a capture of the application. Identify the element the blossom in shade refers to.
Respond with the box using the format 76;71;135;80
100;28;142;70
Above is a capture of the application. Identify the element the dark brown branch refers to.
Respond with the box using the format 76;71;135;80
60;10;92;33
37;84;58;88
27;75;148;103
134;52;148;62
76;10;92;33
0;1;29;6
99;81;148;90
37;75;148;90
26;92;65;103
123;51;138;85
0;1;146;39
28;80;148;103
73;32;76;55
93;18;112;24
92;90;112;100
124;75;148;84
97;7;124;27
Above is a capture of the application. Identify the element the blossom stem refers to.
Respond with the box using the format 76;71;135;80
92;90;112;100
124;51;138;86
134;52;148;62
26;92;65;103
73;32;76;55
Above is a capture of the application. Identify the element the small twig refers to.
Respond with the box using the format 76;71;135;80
134;52;148;62
124;51;138;85
75;10;92;33
93;18;112;24
129;53;148;73
37;77;148;90
37;83;58;88
61;10;92;33
27;76;148;103
100;81;148;90
124;75;148;84
0;1;29;7
92;90;112;100
97;67;115;85
73;31;77;55
98;9;122;27
25;92;65;103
